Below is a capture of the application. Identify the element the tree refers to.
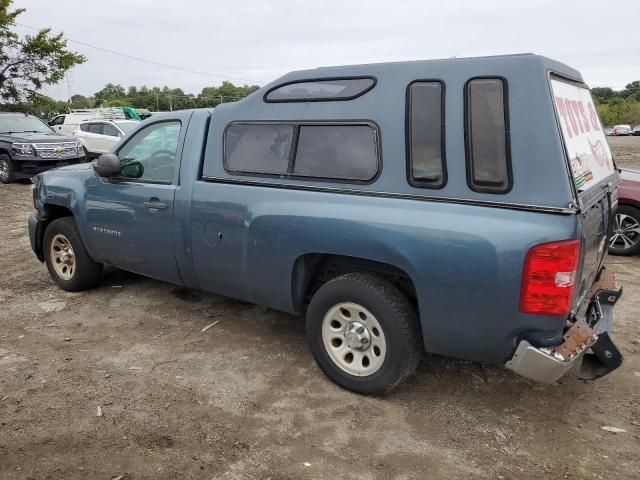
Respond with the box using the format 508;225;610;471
591;87;615;102
0;0;85;103
94;83;126;106
70;94;90;108
197;81;260;107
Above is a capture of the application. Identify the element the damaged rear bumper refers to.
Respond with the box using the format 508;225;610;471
505;268;623;384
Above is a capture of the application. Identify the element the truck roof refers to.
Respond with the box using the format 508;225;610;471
267;53;582;90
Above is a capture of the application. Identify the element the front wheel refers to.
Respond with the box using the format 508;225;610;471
306;273;422;394
44;217;103;291
0;154;14;184
609;205;640;256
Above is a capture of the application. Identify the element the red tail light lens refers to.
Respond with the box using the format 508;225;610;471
520;239;580;316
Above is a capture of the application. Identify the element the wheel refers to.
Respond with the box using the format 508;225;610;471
306;273;421;394
609;205;640;256
44;217;103;291
0;154;14;184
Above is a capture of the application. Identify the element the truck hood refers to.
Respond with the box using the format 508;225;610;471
0;132;77;143
34;161;95;187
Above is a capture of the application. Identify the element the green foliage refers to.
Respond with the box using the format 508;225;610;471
94;83;126;105
592;81;640;126
92;80;260;111
0;0;85;103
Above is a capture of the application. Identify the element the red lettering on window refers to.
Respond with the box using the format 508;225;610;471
569;100;584;134
588;102;600;131
578;101;590;132
555;97;573;138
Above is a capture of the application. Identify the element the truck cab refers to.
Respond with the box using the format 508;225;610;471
28;54;622;393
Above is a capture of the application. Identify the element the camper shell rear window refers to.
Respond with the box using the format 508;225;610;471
550;75;615;192
264;77;376;103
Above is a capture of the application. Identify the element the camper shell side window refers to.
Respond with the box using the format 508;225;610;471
406;80;446;189
464;77;512;194
264;77;376;103
224;121;380;183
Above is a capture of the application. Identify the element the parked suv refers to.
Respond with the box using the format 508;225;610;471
74;119;138;158
0;112;85;184
28;54;622;393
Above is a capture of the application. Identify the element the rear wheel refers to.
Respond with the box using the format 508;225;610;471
609;205;640;256
44;217;103;291
0;154;14;184
306;273;421;394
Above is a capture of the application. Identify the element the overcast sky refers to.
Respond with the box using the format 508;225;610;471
13;0;640;100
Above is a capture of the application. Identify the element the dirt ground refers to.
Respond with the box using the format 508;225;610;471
1;137;639;480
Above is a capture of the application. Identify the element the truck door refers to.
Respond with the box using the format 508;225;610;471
85;119;185;284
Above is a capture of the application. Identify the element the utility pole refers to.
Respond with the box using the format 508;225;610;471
169;95;173;112
219;95;223;105
155;93;159;111
65;74;73;104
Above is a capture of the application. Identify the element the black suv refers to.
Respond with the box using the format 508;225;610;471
0;112;86;184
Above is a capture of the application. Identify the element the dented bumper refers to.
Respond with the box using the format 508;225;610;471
506;268;623;384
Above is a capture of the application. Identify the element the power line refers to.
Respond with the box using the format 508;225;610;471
15;22;264;85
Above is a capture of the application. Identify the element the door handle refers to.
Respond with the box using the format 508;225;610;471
144;199;168;210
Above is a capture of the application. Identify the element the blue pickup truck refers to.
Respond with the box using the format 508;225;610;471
28;54;623;393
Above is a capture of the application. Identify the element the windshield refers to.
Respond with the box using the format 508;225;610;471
116;121;138;133
0;115;53;134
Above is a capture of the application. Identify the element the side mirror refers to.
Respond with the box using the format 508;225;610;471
120;161;144;179
93;153;121;177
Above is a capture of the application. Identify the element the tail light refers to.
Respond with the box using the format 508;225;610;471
520;239;580;316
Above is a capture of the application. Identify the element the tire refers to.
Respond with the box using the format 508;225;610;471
44;217;103;291
0;154;14;184
306;273;421;394
609;205;640;256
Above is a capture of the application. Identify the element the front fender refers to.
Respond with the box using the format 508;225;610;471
33;165;97;260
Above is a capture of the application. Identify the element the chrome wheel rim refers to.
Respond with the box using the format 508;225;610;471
50;234;76;280
609;213;640;251
0;160;8;182
321;302;386;377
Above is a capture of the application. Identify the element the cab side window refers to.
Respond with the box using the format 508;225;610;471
117;121;181;184
50;115;65;126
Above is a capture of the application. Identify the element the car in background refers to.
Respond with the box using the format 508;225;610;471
632;125;640;136
609;169;640;255
49;108;141;136
0;112;85;184
611;125;632;136
605;127;614;136
49;111;99;136
73;119;138;158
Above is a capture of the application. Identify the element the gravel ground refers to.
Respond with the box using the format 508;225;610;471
0;137;639;479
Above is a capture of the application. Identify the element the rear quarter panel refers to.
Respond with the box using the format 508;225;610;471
189;181;579;364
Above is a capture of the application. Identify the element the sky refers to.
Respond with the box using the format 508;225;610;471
13;0;640;100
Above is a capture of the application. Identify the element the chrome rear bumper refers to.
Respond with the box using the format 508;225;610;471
506;268;623;383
